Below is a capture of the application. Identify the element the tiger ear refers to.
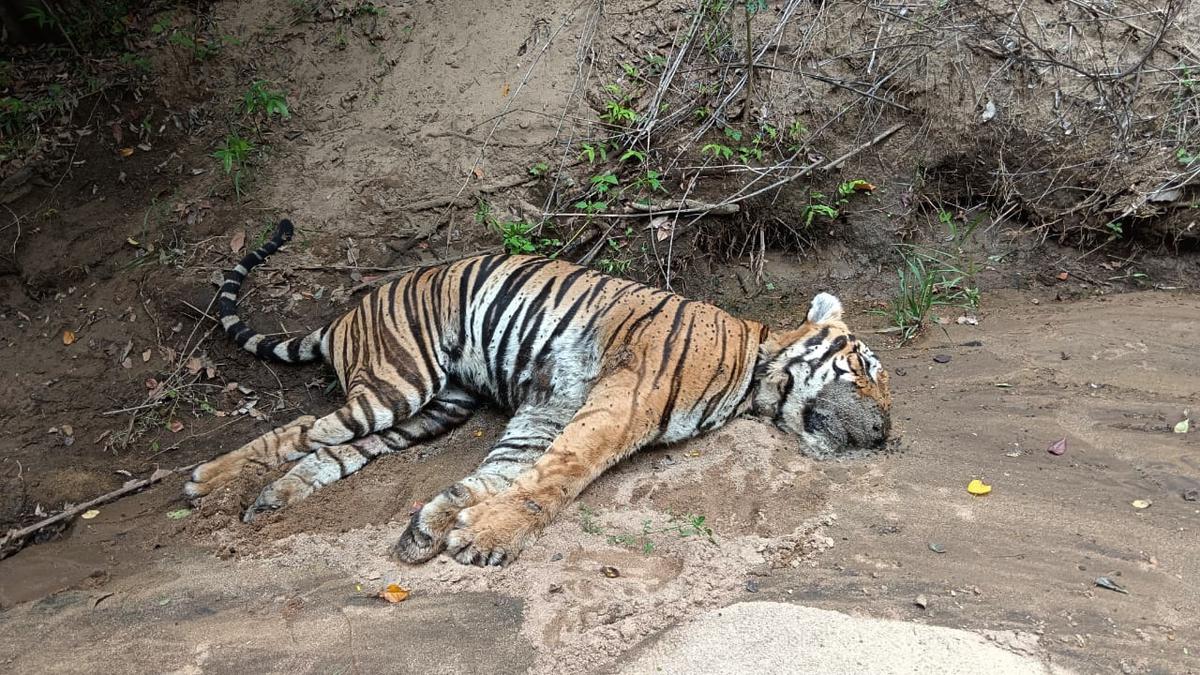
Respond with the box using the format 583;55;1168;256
807;292;843;323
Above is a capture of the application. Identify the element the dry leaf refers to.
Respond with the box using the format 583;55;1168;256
62;329;77;345
1056;271;1069;281
852;181;877;192
1047;438;1067;455
186;357;202;374
229;229;246;254
142;349;152;363
121;357;132;369
472;165;484;179
168;419;184;433
119;147;134;157
601;566;621;578
380;583;409;603
81;509;100;520
501;82;511;97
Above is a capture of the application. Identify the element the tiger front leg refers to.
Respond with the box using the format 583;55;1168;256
393;403;569;563
445;388;651;566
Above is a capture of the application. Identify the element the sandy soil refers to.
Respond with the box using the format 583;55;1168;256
3;290;1198;674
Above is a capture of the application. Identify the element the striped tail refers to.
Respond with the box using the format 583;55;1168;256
218;219;327;364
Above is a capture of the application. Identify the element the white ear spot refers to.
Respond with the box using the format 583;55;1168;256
807;292;843;323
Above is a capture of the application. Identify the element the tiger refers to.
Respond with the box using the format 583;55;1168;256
185;219;892;567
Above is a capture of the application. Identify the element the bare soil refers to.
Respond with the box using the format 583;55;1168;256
2;0;1199;673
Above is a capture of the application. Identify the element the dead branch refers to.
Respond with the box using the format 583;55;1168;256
0;463;200;559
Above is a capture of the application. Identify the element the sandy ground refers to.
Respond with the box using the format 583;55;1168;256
616;602;1072;674
2;289;1197;674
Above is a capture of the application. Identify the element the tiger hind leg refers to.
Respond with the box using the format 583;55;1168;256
393;402;572;563
242;387;479;522
185;389;407;501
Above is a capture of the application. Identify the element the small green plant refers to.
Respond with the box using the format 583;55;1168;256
528;161;550;176
212;134;256;198
574;199;608;216
597;237;631;275
880;212;983;341
579;142;608;164
619;149;647;164
243;80;291;120
594;512;716;555
494;220;538;254
477;199;559;255
1177;147;1197;166
632;169;667;194
602;100;638;125
701;142;734;160
579;505;604;535
620;62;639;78
589;171;619;195
599;83;638;126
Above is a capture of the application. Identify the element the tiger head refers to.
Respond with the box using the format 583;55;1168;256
750;292;892;458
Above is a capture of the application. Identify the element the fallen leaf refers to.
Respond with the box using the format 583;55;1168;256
142;349;152;363
1047;438;1067;456
1130;499;1151;510
472;165;484;179
473;429;484;438
63;329;77;345
229;229;246;254
1174;418;1190;434
852;181;877;192
1095;576;1128;594
601;566;621;578
62;424;73;437
966;479;992;496
168;419;185;433
126;237;140;247
119;147;134;157
165;508;192;520
380;583;409;603
956;315;978;325
81;509;100;520
121;357;132;369
185;357;202;374
501;82;510;97
1056;271;1069;281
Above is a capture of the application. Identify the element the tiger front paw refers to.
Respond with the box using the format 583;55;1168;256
443;497;541;567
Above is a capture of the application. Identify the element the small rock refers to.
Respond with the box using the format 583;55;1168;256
932;354;952;364
915;594;928;609
550;552;564;562
744;580;759;593
601;566;620;578
928;543;946;554
1183;489;1198;502
548;584;563;594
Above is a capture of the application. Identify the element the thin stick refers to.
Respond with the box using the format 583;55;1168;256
0;462;200;558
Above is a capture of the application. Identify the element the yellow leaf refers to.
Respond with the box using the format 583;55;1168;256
81;509;100;520
119;147;134;157
380;583;409;603
62;329;76;345
229;229;246;254
966;479;991;496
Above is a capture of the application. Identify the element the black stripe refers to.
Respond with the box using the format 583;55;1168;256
657;308;696;437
